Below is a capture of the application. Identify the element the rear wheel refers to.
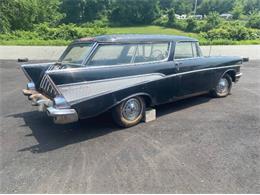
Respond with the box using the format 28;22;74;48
112;96;145;128
210;74;232;98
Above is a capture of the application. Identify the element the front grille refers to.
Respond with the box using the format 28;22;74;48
40;75;59;98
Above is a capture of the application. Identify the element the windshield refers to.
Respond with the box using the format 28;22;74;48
61;43;94;65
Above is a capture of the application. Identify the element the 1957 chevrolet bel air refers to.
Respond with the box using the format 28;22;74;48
21;34;245;127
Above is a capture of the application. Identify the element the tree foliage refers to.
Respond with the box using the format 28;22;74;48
203;11;221;31
0;0;63;32
197;0;236;15
60;0;108;24
246;12;260;29
109;0;160;25
166;8;176;27
1;0;260;34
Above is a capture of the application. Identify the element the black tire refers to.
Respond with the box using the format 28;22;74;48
210;74;232;98
112;96;145;128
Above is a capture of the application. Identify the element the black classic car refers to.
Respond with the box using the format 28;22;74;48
22;34;244;127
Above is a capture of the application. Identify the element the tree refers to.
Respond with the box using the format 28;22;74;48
232;2;244;19
203;11;221;31
109;0;160;26
166;8;175;27
0;0;63;32
243;0;260;14
246;12;260;29
197;0;235;15
186;18;197;32
60;0;108;24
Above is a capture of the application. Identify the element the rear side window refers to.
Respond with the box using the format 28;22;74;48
174;42;201;59
87;42;170;66
134;43;169;63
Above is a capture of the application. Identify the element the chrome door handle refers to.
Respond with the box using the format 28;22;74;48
175;62;182;71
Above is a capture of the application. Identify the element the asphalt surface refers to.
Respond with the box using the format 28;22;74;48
0;60;259;193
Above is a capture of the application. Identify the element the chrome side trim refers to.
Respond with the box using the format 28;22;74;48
56;64;240;88
58;73;165;88
164;64;240;79
21;62;56;67
58;74;164;103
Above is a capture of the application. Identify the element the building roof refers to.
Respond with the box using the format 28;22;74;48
76;34;198;43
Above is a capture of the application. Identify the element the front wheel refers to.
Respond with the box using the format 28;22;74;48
112;96;145;128
210;74;232;98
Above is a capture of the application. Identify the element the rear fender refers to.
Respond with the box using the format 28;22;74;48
21;62;54;87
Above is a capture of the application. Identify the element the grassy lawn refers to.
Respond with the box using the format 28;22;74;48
107;25;199;37
1;25;259;46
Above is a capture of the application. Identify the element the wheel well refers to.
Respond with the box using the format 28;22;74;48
140;95;153;107
225;70;236;82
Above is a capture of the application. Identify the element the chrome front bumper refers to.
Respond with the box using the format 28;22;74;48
235;72;243;82
22;84;78;124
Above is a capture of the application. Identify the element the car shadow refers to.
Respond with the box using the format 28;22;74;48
9;94;211;153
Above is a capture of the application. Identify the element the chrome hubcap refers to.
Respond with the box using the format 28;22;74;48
216;78;229;94
122;98;142;121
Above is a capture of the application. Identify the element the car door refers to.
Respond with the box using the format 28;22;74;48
173;41;213;97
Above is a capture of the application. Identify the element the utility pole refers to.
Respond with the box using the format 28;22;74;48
194;0;198;16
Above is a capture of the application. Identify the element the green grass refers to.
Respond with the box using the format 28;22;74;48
1;25;259;46
107;25;199;37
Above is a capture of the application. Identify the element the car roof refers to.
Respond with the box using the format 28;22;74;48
75;34;198;43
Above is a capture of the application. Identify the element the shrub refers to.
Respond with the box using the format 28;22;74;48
0;24;107;42
202;24;260;41
185;18;198;32
152;16;168;26
202;12;222;31
247;13;260;29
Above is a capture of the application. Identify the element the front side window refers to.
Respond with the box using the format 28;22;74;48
61;43;93;65
87;42;170;66
174;42;193;59
174;42;201;59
